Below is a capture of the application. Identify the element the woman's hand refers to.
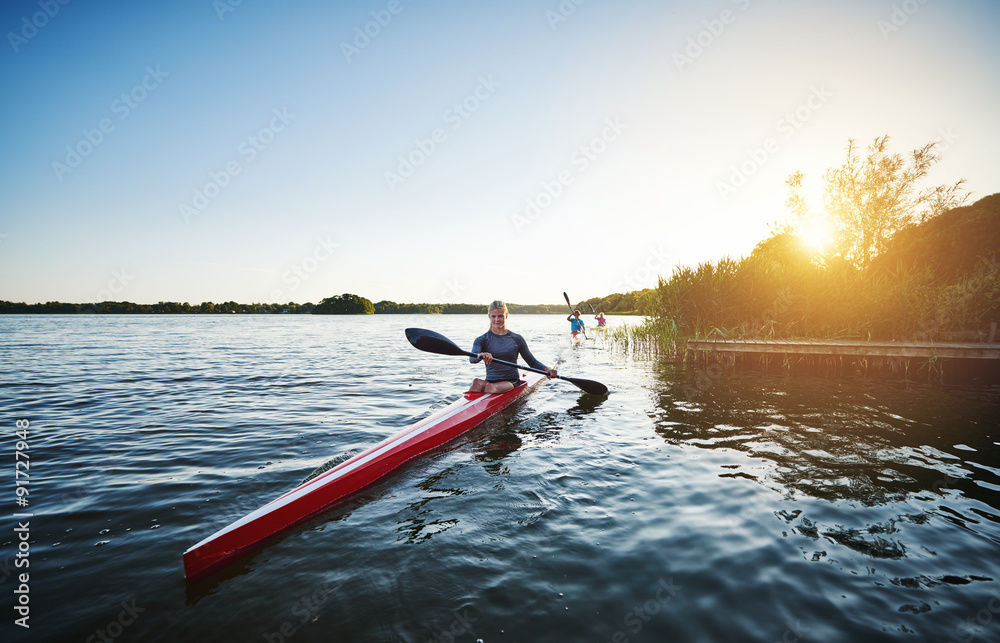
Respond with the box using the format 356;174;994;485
479;352;494;365
546;367;558;379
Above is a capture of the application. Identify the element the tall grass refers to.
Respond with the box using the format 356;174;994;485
606;317;680;357
642;232;999;350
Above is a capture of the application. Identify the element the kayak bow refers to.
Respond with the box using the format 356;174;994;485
183;372;546;583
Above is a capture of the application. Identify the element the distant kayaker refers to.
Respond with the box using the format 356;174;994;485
595;313;607;327
470;300;557;393
567;310;586;339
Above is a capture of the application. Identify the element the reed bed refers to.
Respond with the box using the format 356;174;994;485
644;233;999;350
605;317;682;358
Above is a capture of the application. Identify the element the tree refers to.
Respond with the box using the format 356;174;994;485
313;293;374;314
872;192;1000;281
787;135;968;270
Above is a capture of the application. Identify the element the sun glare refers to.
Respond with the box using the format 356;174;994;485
799;218;833;252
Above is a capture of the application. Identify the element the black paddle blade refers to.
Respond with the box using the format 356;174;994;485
564;376;608;396
405;328;472;357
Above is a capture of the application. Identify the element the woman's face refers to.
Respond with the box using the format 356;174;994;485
489;308;507;332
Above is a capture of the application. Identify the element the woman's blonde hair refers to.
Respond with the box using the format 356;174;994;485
487;300;508;315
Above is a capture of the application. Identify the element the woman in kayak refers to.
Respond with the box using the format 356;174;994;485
470;300;557;393
567;310;586;339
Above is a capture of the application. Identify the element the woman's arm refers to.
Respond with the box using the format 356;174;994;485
470;333;486;364
512;334;547;372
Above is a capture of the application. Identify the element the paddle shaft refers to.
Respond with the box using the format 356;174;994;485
467;348;594;389
465;349;550;379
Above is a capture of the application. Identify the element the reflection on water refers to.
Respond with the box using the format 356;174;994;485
566;390;607;418
397;467;465;544
649;360;1000;604
651;361;1000;508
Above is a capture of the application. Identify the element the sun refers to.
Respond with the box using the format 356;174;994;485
798;218;833;252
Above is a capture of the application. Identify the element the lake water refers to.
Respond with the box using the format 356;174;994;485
2;314;999;642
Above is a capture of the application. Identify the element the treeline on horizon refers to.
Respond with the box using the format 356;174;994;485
0;298;600;316
628;135;999;349
1;281;650;316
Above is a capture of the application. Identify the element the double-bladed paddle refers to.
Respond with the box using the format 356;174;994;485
405;328;609;396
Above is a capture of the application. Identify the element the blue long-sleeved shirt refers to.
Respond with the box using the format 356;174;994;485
470;330;547;382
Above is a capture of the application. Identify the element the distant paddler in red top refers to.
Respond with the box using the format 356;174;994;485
470;300;557;393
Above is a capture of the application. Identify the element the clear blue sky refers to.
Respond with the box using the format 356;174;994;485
1;0;998;306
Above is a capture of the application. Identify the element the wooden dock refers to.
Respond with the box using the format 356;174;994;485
685;339;1000;360
684;338;1000;383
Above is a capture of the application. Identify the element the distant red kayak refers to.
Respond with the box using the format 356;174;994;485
183;372;546;583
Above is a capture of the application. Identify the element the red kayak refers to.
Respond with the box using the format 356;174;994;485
183;372;547;583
